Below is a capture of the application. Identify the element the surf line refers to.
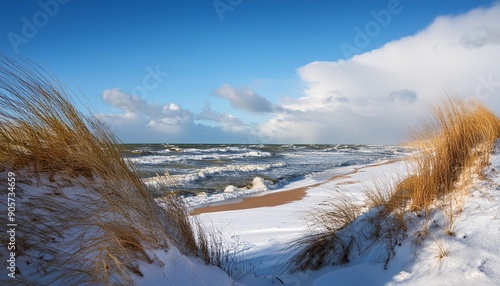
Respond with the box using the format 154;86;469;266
191;158;402;215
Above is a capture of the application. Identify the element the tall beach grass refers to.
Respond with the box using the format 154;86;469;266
0;56;215;285
288;97;500;271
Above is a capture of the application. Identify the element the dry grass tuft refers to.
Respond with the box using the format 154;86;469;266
288;96;500;272
382;97;500;235
317;193;362;232
287;193;362;271
403;97;500;211
0;56;208;285
159;193;200;255
432;238;449;261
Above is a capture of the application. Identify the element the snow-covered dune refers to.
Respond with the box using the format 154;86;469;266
196;141;500;285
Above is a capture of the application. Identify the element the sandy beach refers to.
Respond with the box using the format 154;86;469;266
191;159;400;215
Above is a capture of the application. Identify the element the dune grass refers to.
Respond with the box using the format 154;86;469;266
287;193;362;271
288;97;500;272
400;98;500;211
0;56;216;285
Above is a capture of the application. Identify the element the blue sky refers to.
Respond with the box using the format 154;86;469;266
1;0;499;144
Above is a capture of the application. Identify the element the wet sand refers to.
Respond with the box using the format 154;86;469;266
191;159;401;215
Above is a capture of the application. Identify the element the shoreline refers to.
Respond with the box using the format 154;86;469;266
191;158;402;215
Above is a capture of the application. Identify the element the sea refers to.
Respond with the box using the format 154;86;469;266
121;144;409;206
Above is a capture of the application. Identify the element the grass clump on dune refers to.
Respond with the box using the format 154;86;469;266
0;56;213;285
399;97;500;210
288;97;500;272
287;193;362;271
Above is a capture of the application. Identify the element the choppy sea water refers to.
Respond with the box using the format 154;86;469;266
122;144;409;206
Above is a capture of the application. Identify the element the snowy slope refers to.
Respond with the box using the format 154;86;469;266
2;145;498;285
380;140;500;286
0;170;235;286
196;142;500;286
133;247;235;286
196;159;410;285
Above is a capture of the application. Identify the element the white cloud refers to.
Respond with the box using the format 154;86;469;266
99;5;500;144
101;88;192;131
213;84;273;113
99;88;192;141
195;102;249;133
98;88;251;143
254;4;500;144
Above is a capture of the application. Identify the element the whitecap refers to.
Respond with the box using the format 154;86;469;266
251;177;268;191
224;185;238;193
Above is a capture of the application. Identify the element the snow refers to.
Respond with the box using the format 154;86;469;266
195;159;409;285
313;263;395;286
383;154;500;286
192;142;500;286
132;247;234;286
0;169;235;285
2;142;499;285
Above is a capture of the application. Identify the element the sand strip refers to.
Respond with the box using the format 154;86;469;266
191;158;401;215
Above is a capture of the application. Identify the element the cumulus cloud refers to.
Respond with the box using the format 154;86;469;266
212;84;273;113
196;102;248;132
254;4;500;144
100;5;500;144
101;88;192;130
102;88;148;113
99;88;249;143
